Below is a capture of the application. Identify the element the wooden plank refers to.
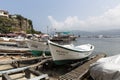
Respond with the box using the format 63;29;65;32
28;68;43;76
0;56;51;65
25;69;31;79
10;62;18;68
2;73;12;80
28;74;49;80
59;53;106;80
0;58;52;75
0;49;29;53
0;52;31;55
29;58;52;68
0;66;28;75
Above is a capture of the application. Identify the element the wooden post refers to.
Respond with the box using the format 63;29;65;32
29;68;42;76
11;62;18;68
17;61;20;67
25;69;31;79
2;73;12;80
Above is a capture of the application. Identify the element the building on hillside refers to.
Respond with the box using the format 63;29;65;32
10;14;17;18
0;10;9;17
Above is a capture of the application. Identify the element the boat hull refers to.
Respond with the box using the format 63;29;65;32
16;41;28;48
26;40;50;56
48;40;94;65
30;50;43;56
54;57;89;65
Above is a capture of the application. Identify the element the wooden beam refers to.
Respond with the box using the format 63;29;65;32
59;53;106;80
0;50;29;54
0;56;51;65
25;69;31;79
28;68;43;76
29;58;52;68
0;58;52;76
2;73;12;80
10;62;18;68
28;74;49;80
0;66;28;75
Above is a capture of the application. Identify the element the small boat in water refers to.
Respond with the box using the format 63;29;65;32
48;40;94;65
50;32;77;43
26;40;51;56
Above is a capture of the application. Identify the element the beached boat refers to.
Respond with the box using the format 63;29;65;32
26;40;50;56
0;36;28;48
13;37;28;48
48;40;94;65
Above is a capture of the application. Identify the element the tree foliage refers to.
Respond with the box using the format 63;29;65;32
0;15;40;34
26;29;41;34
0;17;14;33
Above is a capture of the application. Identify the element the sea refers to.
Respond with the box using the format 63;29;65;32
72;37;120;56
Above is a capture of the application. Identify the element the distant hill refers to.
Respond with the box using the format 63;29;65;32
50;29;120;36
96;29;120;35
66;29;120;36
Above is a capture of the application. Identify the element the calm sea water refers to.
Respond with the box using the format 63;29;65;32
72;37;120;56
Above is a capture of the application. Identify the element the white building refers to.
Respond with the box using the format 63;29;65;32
0;10;9;17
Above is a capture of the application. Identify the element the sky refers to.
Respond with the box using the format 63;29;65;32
1;0;120;33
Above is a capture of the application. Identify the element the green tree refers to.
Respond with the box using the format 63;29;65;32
0;17;14;33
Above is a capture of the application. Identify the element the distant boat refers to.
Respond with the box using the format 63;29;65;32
26;40;51;56
50;32;77;42
48;40;94;65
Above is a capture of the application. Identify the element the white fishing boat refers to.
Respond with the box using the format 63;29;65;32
0;37;26;47
9;36;28;48
48;40;94;65
26;40;50;56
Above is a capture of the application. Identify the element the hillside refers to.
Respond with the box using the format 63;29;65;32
0;15;35;34
71;29;120;37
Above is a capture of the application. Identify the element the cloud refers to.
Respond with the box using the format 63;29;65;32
48;4;120;31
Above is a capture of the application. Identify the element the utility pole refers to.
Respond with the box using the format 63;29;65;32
47;26;48;34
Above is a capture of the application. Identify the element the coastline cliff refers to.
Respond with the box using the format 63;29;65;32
0;14;34;34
